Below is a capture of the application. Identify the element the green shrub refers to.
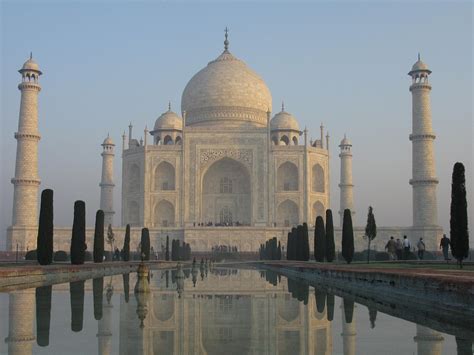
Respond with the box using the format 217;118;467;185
375;252;389;261
25;250;37;260
53;251;68;262
84;251;93;262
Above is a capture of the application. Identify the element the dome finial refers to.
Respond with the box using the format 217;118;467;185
224;27;229;51
418;52;421;61
281;101;285;112
168;101;171;111
30;52;33;60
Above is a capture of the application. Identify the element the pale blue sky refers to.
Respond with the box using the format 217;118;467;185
1;1;472;246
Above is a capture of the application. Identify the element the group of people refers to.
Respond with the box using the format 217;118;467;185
212;245;239;253
384;234;451;261
193;221;248;227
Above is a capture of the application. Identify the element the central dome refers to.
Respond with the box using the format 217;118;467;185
181;47;272;128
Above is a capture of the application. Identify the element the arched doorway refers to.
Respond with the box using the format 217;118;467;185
155;200;175;227
202;158;251;225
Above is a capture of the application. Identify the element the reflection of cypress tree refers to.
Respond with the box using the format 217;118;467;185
368;305;377;329
70;280;85;332
314;287;326;314
123;273;130;303
183;269;190;278
93;277;104;320
455;337;473;355
287;279;309;305
171;269;177;284
165;270;169;288
343;297;355;324
326;292;335;321
36;285;52;346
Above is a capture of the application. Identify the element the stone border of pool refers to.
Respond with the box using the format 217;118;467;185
0;261;179;292
253;261;473;317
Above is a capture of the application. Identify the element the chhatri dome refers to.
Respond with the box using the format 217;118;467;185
409;53;431;74
270;103;300;132
154;103;183;131
181;29;272;128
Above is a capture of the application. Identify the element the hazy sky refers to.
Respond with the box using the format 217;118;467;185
1;1;472;247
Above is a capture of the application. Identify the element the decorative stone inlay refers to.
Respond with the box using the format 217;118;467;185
200;148;253;168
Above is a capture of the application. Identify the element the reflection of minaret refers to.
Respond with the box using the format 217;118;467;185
97;298;113;355
414;325;444;355
5;290;35;355
341;301;356;355
339;135;354;226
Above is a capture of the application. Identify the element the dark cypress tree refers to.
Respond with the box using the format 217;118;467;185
93;210;105;263
165;235;170;261
342;209;355;264
450;162;469;268
343;297;355;324
37;189;54;265
171;240;177;261
325;209;335;262
326;292;335;322
296;225;304;260
277;241;282;260
123;224;130;262
93;277;104;320
70;280;85;332
70;201;86;265
140;228;150;261
35;285;52;346
302;223;310;261
455;337;473;355
314;287;326;314
289;228;297;260
286;232;292;260
122;273;130;303
314;216;326;262
365;206;377;264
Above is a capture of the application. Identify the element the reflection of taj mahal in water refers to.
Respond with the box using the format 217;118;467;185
7;31;443;252
4;268;449;355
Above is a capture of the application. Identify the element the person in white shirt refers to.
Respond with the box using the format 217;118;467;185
402;236;411;260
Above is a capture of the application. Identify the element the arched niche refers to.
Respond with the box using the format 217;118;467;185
312;201;325;223
155;162;175;191
312;164;325;193
277;199;299;227
277;162;298;192
155;200;175;227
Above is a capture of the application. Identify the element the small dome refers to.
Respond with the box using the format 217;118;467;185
154;109;183;131
340;135;351;146
19;55;42;74
271;109;300;132
411;60;429;72
102;136;114;145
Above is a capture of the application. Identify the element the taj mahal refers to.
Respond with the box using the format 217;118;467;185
6;31;443;252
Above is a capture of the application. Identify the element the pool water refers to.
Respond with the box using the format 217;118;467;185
0;266;470;354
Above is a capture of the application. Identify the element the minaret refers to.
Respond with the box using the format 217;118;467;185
97;288;114;355
408;55;439;230
11;54;42;236
339;135;354;226
100;135;115;226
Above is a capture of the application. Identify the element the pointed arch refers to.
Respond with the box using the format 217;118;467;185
312;201;325;223
277;162;299;191
312;164;325;193
155;200;175;227
277;199;299;227
155;161;175;191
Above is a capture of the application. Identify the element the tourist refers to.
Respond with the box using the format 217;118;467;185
439;234;451;261
395;238;403;260
416;238;426;260
385;236;397;260
402;236;411;260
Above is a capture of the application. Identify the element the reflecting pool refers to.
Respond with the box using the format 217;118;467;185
0;265;471;354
